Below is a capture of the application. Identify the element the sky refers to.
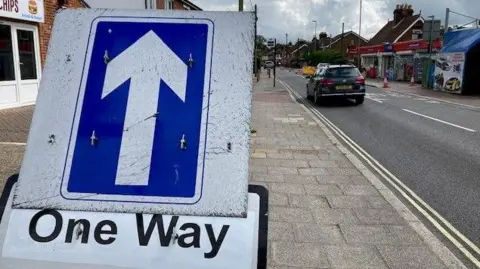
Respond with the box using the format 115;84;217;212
193;0;480;42
85;0;480;43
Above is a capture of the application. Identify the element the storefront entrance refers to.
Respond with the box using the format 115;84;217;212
0;22;41;109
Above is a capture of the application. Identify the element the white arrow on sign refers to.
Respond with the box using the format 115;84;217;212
102;30;188;186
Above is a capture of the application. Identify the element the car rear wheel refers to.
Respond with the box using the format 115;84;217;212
306;86;313;100
314;90;321;104
355;96;364;105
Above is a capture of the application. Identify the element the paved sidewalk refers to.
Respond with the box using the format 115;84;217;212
366;79;480;109
0;105;34;143
250;75;466;268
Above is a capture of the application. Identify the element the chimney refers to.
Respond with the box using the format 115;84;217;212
393;4;414;24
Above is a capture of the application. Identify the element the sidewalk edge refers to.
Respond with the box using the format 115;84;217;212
279;79;468;269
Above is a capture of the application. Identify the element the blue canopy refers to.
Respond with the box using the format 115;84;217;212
441;29;480;53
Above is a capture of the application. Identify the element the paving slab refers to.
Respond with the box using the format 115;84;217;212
325;246;388;269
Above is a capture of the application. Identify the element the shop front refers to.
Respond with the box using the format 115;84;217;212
359;45;383;79
358;40;442;82
0;0;44;109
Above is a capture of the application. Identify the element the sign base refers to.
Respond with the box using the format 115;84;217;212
0;175;268;269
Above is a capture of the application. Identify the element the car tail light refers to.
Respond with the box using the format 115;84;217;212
320;79;334;86
355;77;365;84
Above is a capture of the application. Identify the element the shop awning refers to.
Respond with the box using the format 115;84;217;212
441;29;480;53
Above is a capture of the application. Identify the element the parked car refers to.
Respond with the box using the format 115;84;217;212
316;63;330;70
264;61;274;69
306;65;365;105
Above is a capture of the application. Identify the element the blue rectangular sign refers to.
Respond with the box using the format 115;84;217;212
60;17;213;205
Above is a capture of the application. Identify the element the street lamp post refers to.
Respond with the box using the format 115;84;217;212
285;33;288;66
312;20;317;51
358;0;362;67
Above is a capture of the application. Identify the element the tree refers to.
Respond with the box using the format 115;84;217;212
304;50;345;66
256;35;266;44
295;39;307;46
256;35;267;51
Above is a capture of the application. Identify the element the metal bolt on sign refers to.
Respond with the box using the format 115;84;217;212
180;134;187;150
90;130;98;147
104;50;110;64
188;53;194;67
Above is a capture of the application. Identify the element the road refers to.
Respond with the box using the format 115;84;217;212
277;69;480;247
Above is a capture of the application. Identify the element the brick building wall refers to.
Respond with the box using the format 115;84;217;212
155;0;201;10
39;0;87;66
330;34;368;58
396;21;423;43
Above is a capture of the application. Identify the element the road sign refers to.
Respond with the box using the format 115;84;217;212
422;20;442;41
12;9;255;217
0;176;269;269
267;39;275;48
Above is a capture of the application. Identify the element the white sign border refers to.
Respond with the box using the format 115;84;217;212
59;16;214;205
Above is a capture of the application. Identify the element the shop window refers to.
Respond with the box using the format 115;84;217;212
164;0;173;9
58;0;68;9
17;30;37;80
0;25;15;81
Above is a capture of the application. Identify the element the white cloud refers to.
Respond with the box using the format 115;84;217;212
85;0;480;43
193;0;480;43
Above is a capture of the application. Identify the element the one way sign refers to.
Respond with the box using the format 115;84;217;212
67;20;207;203
12;10;255;217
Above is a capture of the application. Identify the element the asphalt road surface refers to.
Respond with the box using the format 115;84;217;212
277;68;480;247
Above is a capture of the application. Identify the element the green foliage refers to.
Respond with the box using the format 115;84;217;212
256;35;267;51
304;50;346;65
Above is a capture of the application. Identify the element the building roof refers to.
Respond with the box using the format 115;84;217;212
441;29;480;53
317;31;368;49
369;14;422;45
180;0;202;10
330;31;368;45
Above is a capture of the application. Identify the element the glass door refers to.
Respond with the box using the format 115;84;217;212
0;23;40;109
15;27;40;104
0;24;18;106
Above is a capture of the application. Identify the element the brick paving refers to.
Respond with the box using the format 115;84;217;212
251;75;466;269
0;105;34;143
0;144;25;194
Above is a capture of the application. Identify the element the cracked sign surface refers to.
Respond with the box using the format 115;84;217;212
12;10;254;217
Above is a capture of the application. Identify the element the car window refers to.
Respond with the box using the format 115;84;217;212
324;67;360;78
317;68;325;77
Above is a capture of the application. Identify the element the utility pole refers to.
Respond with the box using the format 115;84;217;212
428;15;435;57
341;23;345;59
358;0;363;67
254;4;258;80
273;39;277;87
312;20;317;51
445;8;450;33
239;0;243;11
285;33;288;66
